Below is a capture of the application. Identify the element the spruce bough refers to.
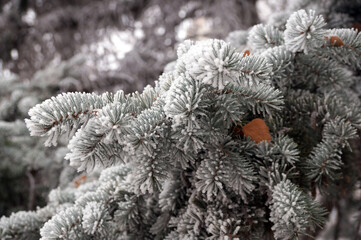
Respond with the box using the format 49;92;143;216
1;9;361;239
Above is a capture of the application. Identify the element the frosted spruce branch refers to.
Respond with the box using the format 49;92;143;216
284;9;326;54
26;92;108;146
270;178;327;240
305;117;358;185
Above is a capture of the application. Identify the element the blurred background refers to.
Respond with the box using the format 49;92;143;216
0;0;360;239
0;0;260;94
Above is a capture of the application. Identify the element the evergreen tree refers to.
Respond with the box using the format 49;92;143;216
1;8;361;240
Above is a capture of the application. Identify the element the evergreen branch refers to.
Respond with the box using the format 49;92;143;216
222;154;256;201
248;24;284;50
305;139;342;183
170;204;204;238
82;202;110;235
238;55;272;82
155;72;176;94
25;92;106;146
256;134;300;167
196;138;257;202
195;153;225;201
226;81;284;116
214;92;245;128
176;39;242;90
40;207;83;240
132;150;170;194
0;211;42;240
284;9;326;54
270;179;327;240
165;74;209;153
294;54;353;90
319;28;361;68
262;46;294;85
115;195;146;232
164;74;207;129
65;103;131;172
305;117;358;184
159;172;186;212
127;85;160;115
322;117;358;148
66;123;124;172
126;101;168;153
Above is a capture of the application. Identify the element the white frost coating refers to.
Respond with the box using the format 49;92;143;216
176;39;241;90
0;211;41;234
248;24;284;50
176;39;195;58
65;103;131;172
284;10;326;54
82;201;110;235
40;207;82;240
269;179;308;240
25;92;104;146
